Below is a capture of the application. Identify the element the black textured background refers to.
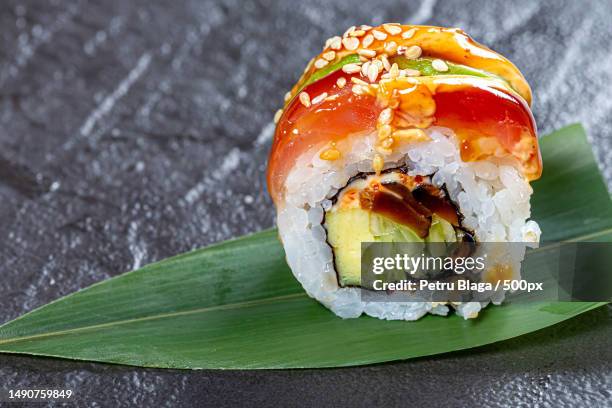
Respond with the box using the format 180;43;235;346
1;0;611;407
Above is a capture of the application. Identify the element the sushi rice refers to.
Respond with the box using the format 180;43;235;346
277;127;541;320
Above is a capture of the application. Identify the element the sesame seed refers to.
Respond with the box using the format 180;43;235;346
322;51;336;61
380;55;391;71
299;92;311;108
389;63;399;78
342;37;360;51
383;24;402;36
343;25;356;37
367;63;380;82
402;68;421;77
314;58;329;69
360;25;372;31
351;84;365;95
342;63;362;74
329;36;342;50
359;55;369;62
384;41;398;53
362;34;374;48
325;94;339;101
311;92;328;105
372;30;387;40
378;108;393;125
351;77;369;86
357;48;377;58
361;61;370;76
320;148;341;161
336;77;347;88
284;91;292;102
373;154;384;174
432;58;449;72
403;45;422;59
373;59;383;70
273;109;283;124
292;128;299;135
402;28;417;39
350;29;366;37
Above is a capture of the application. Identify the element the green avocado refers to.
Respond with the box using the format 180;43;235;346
325;208;456;286
297;55;505;97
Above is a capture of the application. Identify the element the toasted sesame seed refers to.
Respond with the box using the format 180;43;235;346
378;108;393;125
273;109;283;124
373;154;384;174
329;36;342;50
432;58;449;72
380;55;391;71
372;30;387;40
384;41;398;53
367;63;380;82
386;63;398;79
361;61;370;76
402;28;417;39
344;25;356;37
360;24;372;31
403;45;422;60
322;50;336;61
342;63;362;74
351;84;365;95
351;77;369;86
357;48;377;58
320;148;341;161
299;92;311;108
284;91;292;102
402;68;421;77
383;24;402;36
311;92;328;105
362;34;374;48
342;36;360;51
336;77;347;88
359;55;369;62
303;59;314;73
314;58;329;69
350;29;366;37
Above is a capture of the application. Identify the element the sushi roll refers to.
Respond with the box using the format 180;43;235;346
267;24;543;320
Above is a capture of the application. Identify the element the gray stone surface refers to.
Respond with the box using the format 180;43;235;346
0;0;610;406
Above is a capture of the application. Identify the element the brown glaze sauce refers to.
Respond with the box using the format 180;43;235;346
411;184;460;226
357;179;460;238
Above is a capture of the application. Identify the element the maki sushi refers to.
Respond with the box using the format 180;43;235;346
267;24;542;320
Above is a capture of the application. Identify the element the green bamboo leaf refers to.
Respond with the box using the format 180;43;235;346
0;124;609;369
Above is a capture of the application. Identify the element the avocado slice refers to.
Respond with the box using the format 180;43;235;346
296;54;505;98
325;208;456;286
390;56;500;80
